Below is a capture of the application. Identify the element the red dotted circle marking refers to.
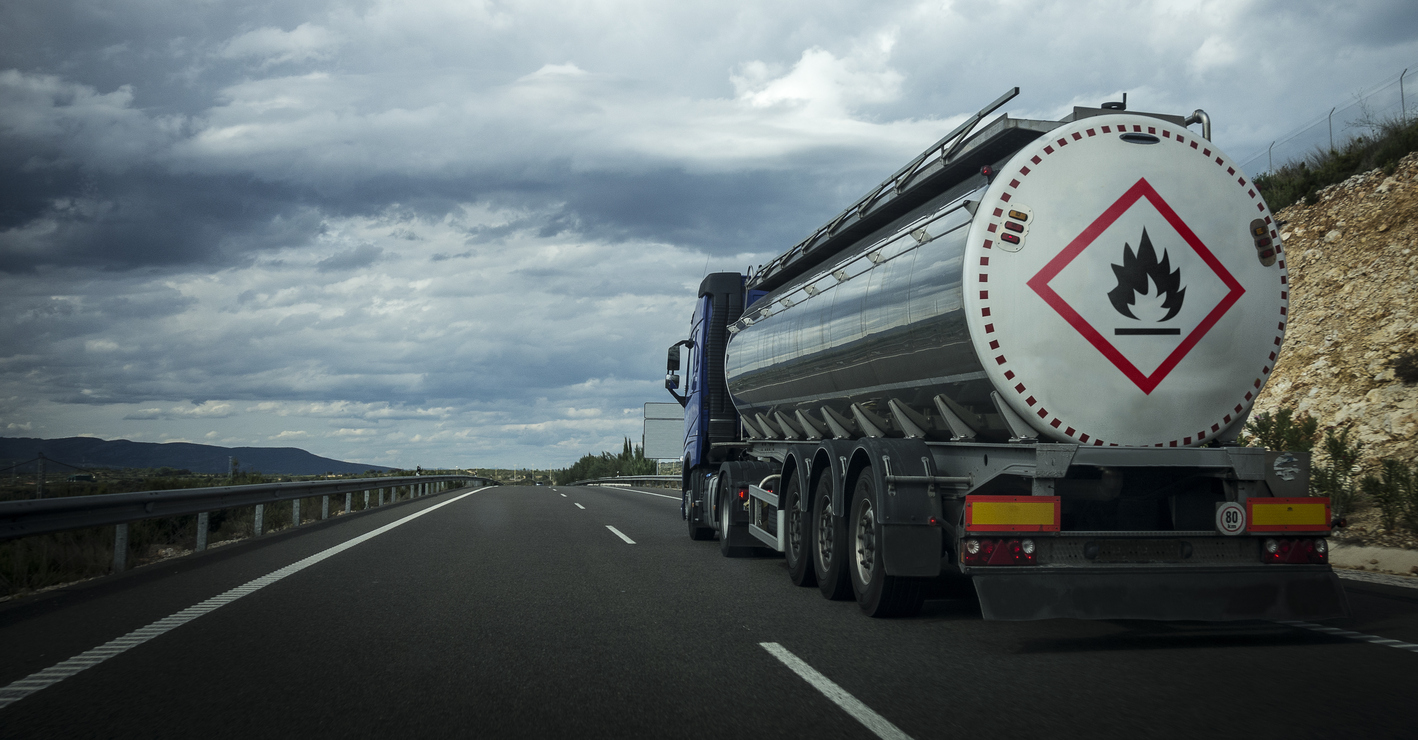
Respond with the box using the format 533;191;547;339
975;117;1287;447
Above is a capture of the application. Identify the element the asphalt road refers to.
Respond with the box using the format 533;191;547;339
1;484;1415;739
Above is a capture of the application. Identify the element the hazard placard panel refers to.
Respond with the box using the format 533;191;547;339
965;495;1061;532
1246;497;1331;532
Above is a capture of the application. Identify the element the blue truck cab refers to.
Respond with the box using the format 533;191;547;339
666;273;770;543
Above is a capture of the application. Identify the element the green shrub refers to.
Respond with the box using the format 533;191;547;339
1360;459;1417;532
1244;408;1319;451
1312;426;1363;518
1256;116;1418;211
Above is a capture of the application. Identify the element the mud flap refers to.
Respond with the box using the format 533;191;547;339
881;524;942;577
972;567;1350;621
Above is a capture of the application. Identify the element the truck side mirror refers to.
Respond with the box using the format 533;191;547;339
667;345;680;372
666;373;680;390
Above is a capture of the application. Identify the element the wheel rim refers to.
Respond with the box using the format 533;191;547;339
815;494;833;567
854;498;875;586
787;489;803;557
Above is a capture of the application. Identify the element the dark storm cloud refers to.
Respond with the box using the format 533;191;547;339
3;0;1416;467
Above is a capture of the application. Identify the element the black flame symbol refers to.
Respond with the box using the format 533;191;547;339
1108;228;1185;321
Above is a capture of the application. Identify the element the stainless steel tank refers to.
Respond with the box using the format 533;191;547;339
725;113;1286;447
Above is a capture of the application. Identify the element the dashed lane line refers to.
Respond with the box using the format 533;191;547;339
760;642;912;740
606;525;636;545
1276;621;1418;653
0;487;492;711
560;493;567;498
574;503;585;510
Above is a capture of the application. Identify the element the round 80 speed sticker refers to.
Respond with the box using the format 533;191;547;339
1215;502;1246;536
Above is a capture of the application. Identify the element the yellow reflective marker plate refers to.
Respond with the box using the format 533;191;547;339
965;495;1060;532
1246;497;1331;532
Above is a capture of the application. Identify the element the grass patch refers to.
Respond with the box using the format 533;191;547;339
1255;114;1418;211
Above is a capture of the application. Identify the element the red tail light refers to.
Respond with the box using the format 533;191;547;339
962;538;1037;566
1262;538;1328;564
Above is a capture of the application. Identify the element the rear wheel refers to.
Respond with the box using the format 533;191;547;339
719;479;753;558
785;474;816;587
848;470;923;617
813;473;852;600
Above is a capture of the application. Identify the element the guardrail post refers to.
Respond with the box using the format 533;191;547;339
364;490;370;509
196;512;209;552
292;498;301;528
322;495;329;520
345;491;351;513
254;504;264;536
378;489;385;506
113;523;128;573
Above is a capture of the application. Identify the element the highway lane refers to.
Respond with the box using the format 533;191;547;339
1;484;1415;738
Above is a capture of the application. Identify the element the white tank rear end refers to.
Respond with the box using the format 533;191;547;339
966;114;1285;446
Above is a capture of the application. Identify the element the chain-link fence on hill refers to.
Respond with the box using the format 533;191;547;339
1239;64;1418;176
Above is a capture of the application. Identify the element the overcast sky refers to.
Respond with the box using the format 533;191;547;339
2;0;1416;470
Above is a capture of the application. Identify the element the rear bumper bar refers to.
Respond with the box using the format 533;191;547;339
971;566;1349;621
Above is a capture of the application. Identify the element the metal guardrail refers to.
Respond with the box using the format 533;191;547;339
0;474;495;572
572;475;680;490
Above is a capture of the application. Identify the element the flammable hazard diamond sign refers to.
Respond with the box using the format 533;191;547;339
1025;178;1244;394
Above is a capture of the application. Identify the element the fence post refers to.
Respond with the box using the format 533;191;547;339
254;504;264;536
1403;68;1409;123
292;498;301;528
1268;142;1274;174
322;495;329;520
196;512;209;551
1328;106;1336;152
113;523;128;573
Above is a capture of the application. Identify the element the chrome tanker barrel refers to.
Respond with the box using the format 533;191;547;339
725;113;1286;448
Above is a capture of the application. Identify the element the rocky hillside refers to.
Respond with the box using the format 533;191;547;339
1252;153;1418;468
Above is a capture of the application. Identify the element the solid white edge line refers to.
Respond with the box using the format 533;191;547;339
0;486;494;711
1275;621;1418;653
759;642;913;740
574;503;585;510
610;488;678;500
605;525;636;544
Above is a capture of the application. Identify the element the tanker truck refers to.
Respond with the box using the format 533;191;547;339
663;89;1348;620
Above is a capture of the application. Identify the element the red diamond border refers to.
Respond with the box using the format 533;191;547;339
1024;177;1246;395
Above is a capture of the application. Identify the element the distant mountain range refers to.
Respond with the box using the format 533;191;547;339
0;436;394;476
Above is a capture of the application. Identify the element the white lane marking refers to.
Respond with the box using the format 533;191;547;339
0;487;492;710
760;642;912;740
606;525;636;544
574;503;585;510
1276;621;1418;653
597;486;677;500
560;493;567;498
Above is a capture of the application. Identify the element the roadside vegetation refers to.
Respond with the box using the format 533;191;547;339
552;438;660;485
1255;113;1418;211
1245;408;1417;540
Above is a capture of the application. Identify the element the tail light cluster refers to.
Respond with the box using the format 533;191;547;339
1262;537;1328;564
962;538;1037;566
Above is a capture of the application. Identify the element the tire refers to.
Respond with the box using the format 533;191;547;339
719;479;753;558
848;470;924;617
687;488;714;541
812;473;852;600
784;474;816;587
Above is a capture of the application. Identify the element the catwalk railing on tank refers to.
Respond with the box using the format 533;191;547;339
573;475;680;490
0;475;495;572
